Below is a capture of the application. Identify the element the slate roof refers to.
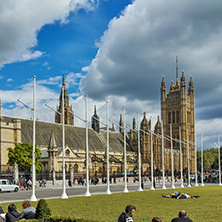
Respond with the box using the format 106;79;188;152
2;116;135;153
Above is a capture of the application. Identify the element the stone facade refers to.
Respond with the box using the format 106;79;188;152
160;71;195;173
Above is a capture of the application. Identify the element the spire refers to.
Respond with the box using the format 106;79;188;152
62;73;65;86
154;116;161;134
92;105;99;133
48;131;57;150
170;80;174;91
111;123;115;131
188;75;194;94
180;70;186;89
119;114;123;133
55;74;74;125
140;112;149;131
175;78;180;88
94;105;97;115
161;75;166;88
133;118;136;130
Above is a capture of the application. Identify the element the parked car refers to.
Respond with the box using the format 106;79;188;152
0;179;19;192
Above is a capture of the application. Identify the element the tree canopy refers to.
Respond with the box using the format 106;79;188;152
197;147;221;172
7;141;42;172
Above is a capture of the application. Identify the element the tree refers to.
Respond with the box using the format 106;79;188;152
7;142;42;172
197;148;220;172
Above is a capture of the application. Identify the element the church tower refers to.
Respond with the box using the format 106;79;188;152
92;105;100;133
161;58;195;173
55;74;74;125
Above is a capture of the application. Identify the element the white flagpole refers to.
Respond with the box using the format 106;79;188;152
150;117;155;190
30;76;37;202
187;129;191;187
161;122;166;189
85;95;91;196
179;126;184;188
137;112;143;191
61;84;68;199
200;134;205;186
123;107;129;192
170;124;175;188
106;101;111;194
194;133;199;186
218;135;221;186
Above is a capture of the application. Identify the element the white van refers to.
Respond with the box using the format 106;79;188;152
0;179;19;192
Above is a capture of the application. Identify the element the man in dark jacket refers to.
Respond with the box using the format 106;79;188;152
171;210;193;222
18;200;36;220
5;204;20;222
118;205;136;222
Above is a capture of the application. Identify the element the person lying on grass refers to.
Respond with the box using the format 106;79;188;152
162;191;200;199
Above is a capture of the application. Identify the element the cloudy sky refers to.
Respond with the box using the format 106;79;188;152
0;0;222;149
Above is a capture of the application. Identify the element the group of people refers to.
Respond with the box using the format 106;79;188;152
118;205;193;222
0;200;36;222
162;191;200;199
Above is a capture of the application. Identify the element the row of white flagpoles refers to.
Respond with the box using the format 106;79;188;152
18;76;222;201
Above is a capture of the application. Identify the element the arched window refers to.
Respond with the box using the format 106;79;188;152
168;112;171;124
173;111;175;123
74;164;78;173
177;111;180;123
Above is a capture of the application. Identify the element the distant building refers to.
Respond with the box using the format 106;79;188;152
0;61;195;176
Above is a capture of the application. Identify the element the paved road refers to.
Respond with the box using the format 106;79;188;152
0;181;217;203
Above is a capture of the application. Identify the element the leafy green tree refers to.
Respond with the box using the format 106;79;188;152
7;141;42;172
197;148;221;172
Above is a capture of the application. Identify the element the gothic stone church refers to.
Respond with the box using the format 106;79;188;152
0;72;195;176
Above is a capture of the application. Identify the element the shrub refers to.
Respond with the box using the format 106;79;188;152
35;199;51;221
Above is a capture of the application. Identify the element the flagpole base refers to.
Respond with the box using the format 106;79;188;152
138;187;143;191
84;191;91;197
150;186;155;190
106;189;112;194
30;194;37;202
61;192;68;199
161;186;166;189
123;188;129;193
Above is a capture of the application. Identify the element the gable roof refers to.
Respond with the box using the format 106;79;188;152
1;116;135;153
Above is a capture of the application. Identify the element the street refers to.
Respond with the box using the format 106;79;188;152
0;180;217;203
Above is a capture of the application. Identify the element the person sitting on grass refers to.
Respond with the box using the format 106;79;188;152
0;205;5;220
152;217;162;222
5;204;21;222
118;205;136;222
171;210;193;222
18;200;36;220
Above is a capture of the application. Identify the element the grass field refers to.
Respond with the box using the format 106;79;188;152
1;186;222;221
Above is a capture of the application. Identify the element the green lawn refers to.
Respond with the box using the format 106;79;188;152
1;186;222;221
